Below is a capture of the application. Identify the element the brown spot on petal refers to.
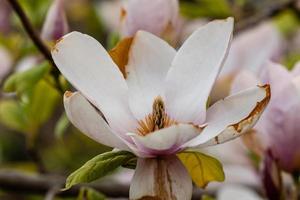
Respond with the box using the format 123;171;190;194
51;37;64;52
120;7;127;21
64;90;73;98
232;84;271;132
108;37;133;79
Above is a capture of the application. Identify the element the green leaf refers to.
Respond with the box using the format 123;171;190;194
65;151;136;189
180;0;232;19
77;187;106;200
26;80;60;126
3;62;51;93
177;151;225;188
0;100;27;132
273;10;299;37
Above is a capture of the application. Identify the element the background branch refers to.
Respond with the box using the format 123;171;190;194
235;0;297;32
6;0;62;92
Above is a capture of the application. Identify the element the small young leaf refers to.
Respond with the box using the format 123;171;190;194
177;151;225;188
3;62;50;93
65;150;135;189
0;100;27;132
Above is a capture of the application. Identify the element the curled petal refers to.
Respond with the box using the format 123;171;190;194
129;156;192;200
185;85;270;148
64;91;130;150
128;124;201;156
165;18;233;124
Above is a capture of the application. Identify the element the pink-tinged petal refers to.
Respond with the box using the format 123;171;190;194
221;22;283;76
51;32;137;133
231;70;260;94
260;61;291;96
129;124;201;156
63;91;130;151
41;0;69;41
165;18;234;124
126;31;176;120
96;0;123;32
185;85;270;148
121;0;179;37
129;156;192;200
261;150;282;200
257;80;300;173
217;185;262;200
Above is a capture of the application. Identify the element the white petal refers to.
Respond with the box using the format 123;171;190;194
51;32;137;133
165;18;234;124
126;31;176;120
129;156;192;200
129;124;201;155
185;85;270;148
63;91;130;151
217;185;262;200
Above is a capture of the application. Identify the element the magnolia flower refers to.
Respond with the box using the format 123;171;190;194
52;18;270;199
232;62;300;173
41;0;69;41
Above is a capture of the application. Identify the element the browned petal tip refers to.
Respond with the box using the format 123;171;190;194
233;84;271;132
120;7;127;21
51;37;64;52
64;91;73;98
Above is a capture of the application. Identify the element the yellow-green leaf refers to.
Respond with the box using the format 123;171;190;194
178;151;225;188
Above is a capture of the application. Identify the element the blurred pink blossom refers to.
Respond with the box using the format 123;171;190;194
120;0;179;38
41;0;69;41
211;21;285;102
232;62;300;173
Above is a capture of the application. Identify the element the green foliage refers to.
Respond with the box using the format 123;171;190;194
0;63;60;143
273;10;300;37
0;100;27;133
180;0;232;19
107;32;121;50
3;62;50;93
202;195;216;200
65;151;136;189
77;187;106;200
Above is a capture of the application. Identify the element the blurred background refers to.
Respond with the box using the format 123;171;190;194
1;0;300;199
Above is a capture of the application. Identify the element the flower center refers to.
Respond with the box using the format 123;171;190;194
137;96;175;136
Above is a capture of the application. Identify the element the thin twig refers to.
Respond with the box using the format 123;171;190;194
6;0;63;92
0;170;261;199
235;0;297;33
